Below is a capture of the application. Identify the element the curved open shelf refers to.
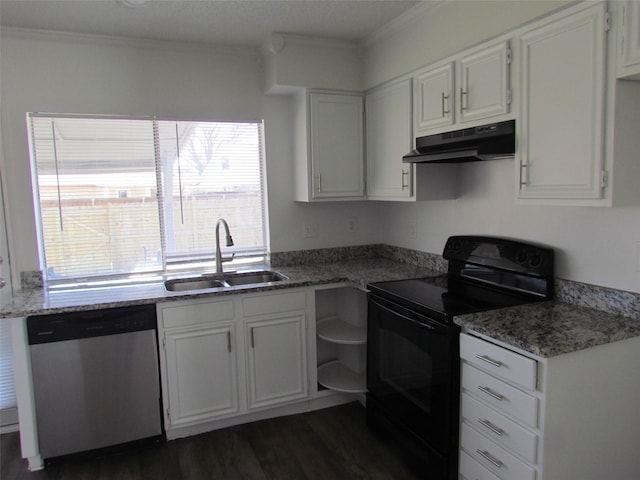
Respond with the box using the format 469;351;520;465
317;361;366;394
317;316;366;345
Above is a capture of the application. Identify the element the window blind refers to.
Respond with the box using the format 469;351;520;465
28;114;267;284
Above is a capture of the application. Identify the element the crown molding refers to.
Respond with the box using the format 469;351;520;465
361;0;447;48
0;26;259;58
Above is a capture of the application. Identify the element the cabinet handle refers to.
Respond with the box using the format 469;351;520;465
478;418;505;436
401;170;409;190
316;173;322;193
250;327;255;348
475;354;503;367
519;162;527;187
478;385;504;401
476;449;504;468
441;92;450;116
227;331;232;352
460;87;468;111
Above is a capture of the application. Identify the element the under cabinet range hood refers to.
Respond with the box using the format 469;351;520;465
403;119;515;163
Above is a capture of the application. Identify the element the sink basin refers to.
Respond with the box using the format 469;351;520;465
223;271;287;286
164;270;287;292
164;277;227;292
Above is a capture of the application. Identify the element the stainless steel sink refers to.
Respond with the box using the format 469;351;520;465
222;271;287;286
164;277;227;292
164;270;287;292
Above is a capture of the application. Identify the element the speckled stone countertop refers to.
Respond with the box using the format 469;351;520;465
454;301;640;358
0;259;440;318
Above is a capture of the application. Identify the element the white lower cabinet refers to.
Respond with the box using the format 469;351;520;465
459;331;640;480
163;321;239;427
157;289;309;433
460;333;539;480
244;312;307;410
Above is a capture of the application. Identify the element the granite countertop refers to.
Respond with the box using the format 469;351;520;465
4;257;639;361
0;259;440;318
454;301;640;358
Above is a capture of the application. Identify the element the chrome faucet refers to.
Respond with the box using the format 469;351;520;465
215;218;234;274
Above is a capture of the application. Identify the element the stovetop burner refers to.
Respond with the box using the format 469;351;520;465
368;236;554;323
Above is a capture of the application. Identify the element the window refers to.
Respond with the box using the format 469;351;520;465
27;113;267;285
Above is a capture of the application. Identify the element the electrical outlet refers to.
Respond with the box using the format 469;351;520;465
409;222;417;239
346;218;357;233
302;223;318;238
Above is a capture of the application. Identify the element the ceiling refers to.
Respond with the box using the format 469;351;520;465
0;0;426;48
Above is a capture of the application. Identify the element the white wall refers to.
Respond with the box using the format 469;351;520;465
2;0;639;294
0;30;378;286
363;1;640;293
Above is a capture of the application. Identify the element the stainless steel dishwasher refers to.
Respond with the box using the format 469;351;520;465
27;304;163;461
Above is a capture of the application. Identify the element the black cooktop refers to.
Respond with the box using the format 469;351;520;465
368;275;543;320
368;236;554;321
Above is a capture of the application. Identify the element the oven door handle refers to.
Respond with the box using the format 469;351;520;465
368;296;447;333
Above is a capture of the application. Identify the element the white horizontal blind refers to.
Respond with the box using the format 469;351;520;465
155;121;266;264
28;114;267;284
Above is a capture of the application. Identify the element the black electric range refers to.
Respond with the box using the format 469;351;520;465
366;236;554;480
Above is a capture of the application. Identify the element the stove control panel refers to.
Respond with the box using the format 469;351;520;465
443;236;554;277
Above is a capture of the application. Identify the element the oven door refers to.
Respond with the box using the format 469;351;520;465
367;293;458;454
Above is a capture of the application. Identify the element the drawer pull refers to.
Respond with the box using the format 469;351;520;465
478;418;505;436
478;385;504;401
477;449;504;468
476;354;503;367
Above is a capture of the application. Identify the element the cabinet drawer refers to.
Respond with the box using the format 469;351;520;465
242;290;306;317
159;299;235;329
459;450;501;480
461;423;535;480
461;333;537;390
462;393;537;463
462;364;538;427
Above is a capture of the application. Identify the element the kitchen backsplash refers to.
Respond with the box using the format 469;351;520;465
272;244;640;320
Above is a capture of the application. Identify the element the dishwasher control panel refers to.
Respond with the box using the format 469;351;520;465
27;304;157;344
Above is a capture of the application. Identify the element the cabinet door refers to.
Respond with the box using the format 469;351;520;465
458;41;511;123
163;323;239;427
366;79;414;200
245;314;308;410
618;0;640;77
309;93;365;199
413;62;455;134
518;3;607;200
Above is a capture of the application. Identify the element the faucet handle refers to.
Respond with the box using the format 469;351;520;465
221;253;235;264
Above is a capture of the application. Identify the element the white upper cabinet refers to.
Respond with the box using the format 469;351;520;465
366;79;414;200
294;91;365;202
617;0;640;79
517;2;607;202
413;62;455;132
458;41;511;123
366;78;459;202
413;39;511;137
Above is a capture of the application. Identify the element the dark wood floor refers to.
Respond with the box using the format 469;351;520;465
1;402;423;480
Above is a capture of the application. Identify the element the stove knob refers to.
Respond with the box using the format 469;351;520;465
529;253;541;267
446;240;461;252
516;250;528;264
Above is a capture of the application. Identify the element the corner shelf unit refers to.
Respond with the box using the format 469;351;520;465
315;286;367;394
